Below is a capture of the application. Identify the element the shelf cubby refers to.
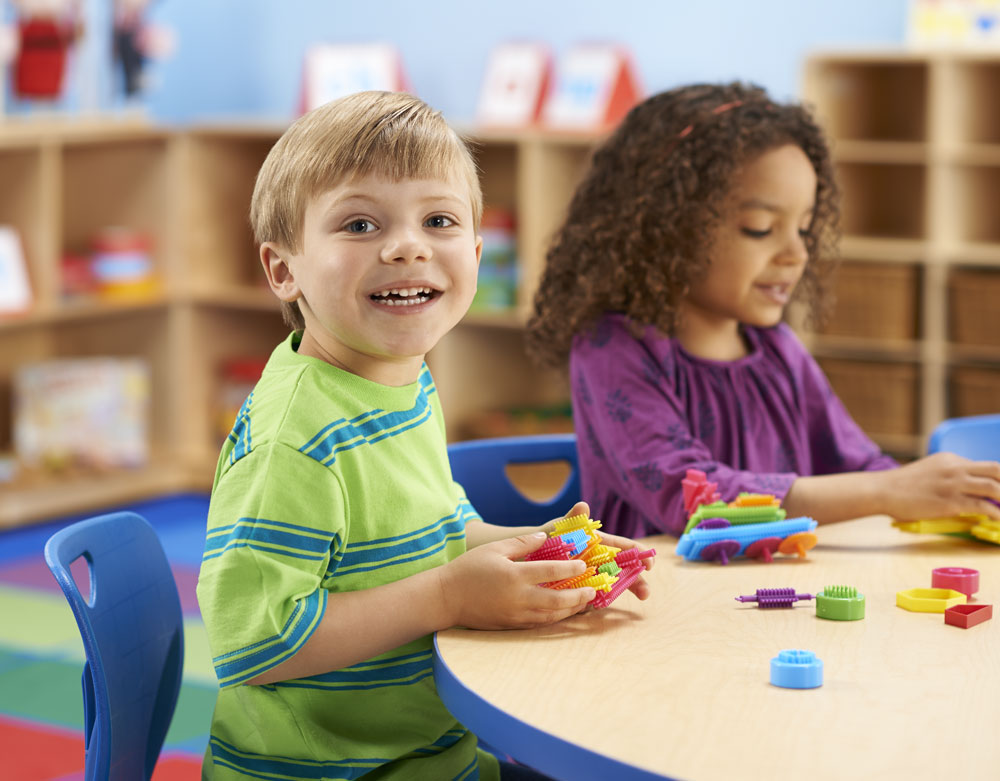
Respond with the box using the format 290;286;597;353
837;162;927;240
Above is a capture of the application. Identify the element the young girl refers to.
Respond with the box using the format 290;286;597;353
527;82;1000;539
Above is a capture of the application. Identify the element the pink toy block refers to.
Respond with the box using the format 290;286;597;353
932;567;979;599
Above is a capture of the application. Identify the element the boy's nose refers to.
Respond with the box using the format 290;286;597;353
380;228;431;264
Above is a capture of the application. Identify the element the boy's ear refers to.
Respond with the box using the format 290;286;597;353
474;234;483;268
260;242;301;303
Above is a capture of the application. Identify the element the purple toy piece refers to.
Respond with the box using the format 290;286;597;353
736;587;815;608
695;518;731;530
700;540;741;565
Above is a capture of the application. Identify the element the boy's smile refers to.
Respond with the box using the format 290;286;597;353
262;175;482;385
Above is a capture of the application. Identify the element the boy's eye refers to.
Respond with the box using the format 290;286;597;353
345;219;376;234
740;227;771;239
425;215;455;228
798;229;810;239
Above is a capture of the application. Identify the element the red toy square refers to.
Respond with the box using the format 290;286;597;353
944;603;993;628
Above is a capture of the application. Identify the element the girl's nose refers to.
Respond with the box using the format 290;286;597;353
778;231;809;264
380;227;431;264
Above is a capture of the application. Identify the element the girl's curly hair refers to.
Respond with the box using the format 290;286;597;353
526;82;840;368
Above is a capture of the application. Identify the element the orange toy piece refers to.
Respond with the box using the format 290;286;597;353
546;567;597;590
778;532;818;559
731;493;780;508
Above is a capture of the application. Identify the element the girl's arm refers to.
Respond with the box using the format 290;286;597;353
783;451;1000;523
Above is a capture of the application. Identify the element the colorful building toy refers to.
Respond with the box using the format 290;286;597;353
676;470;815;564
675;517;818;564
527;513;656;609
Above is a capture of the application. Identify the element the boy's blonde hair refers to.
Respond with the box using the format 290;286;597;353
250;91;483;330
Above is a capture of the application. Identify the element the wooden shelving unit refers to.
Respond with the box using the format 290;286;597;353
802;52;1000;459
0;121;289;528
0;121;600;527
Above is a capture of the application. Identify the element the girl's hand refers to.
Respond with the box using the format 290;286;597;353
880;452;1000;521
438;533;595;630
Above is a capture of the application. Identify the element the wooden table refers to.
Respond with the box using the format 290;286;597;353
433;516;1000;780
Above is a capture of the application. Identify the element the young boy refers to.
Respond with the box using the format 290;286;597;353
196;91;651;781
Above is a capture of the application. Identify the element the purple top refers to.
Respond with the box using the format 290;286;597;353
569;314;898;538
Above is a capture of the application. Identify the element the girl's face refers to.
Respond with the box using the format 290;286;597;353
678;143;817;360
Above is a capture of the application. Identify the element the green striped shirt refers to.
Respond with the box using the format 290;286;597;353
197;332;498;781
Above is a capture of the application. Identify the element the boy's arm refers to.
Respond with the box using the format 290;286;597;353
248;532;596;684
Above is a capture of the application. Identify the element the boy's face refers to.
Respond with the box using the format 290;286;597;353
263;175;482;385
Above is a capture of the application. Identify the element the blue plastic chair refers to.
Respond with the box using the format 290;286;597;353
927;414;1000;460
44;511;185;781
448;433;581;526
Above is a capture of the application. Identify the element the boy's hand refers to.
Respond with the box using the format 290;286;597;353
882;452;1000;521
542;501;653;602
438;533;596;630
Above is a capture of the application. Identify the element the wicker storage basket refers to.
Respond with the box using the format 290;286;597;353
951;367;1000;417
820;262;919;340
819;358;919;437
950;269;1000;347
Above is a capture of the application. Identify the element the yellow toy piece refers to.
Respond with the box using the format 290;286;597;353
579;573;616;593
895;587;967;613
892;518;978;534
970;518;1000;544
552;514;601;536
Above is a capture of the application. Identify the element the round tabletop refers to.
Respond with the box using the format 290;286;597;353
434;516;1000;780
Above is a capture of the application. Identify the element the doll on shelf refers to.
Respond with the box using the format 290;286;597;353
112;0;173;99
9;0;82;101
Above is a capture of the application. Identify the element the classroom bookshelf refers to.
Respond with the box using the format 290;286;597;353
802;51;1000;460
0;120;599;528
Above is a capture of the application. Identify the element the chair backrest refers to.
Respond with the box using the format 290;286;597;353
44;511;184;781
448;434;581;527
927;414;1000;460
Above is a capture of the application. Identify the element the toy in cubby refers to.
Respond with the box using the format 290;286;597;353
525;514;656;609
675;469;817;564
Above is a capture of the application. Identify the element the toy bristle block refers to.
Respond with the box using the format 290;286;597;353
580;573;616;592
573;539;600;562
552;514;601;536
823;585;857;598
525;538;575;561
547;567;597;590
591;563;644;608
597;561;621;577
614;547;656;565
585;545;621;568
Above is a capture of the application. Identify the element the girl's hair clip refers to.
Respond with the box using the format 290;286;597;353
676;100;745;140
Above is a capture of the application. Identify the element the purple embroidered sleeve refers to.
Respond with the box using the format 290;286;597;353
570;316;896;539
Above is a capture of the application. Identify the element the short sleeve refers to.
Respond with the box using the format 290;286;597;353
196;443;347;688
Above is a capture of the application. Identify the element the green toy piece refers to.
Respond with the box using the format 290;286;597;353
816;585;866;620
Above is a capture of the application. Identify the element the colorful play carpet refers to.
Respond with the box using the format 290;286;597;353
0;493;215;780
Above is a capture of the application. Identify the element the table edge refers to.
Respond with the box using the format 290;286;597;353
432;633;675;781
